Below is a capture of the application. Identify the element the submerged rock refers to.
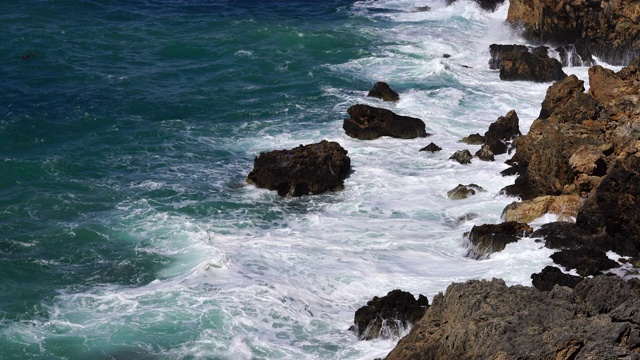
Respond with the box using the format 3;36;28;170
447;184;484;200
246;140;351;197
343;104;427;140
466;222;533;259
446;0;505;12
350;289;428;340
449;149;472;164
419;142;442;152
550;248;619;277
367;82;400;102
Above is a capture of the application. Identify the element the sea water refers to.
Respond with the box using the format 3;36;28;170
0;0;614;359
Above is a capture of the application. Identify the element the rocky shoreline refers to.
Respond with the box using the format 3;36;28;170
246;0;640;358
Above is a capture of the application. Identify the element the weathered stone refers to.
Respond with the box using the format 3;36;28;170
350;289;428;340
484;110;521;155
474;144;494;161
447;184;484;200
489;44;528;69
449;149;472;164
419;142;442;152
367;82;400;102
569;145;607;176
414;5;431;12
466;222;533;259
499;49;567;82
550;248;619;277
531;266;582;292
343;104;427;140
460;133;484;145
502;195;580;223
247;140;351;197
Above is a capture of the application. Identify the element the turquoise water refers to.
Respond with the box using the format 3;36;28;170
0;1;593;359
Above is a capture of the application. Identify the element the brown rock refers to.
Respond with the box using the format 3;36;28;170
568;145;606;176
460;133;484;145
466;222;533;259
419;142;442;152
343;104;428;140
447;184;484;200
502;195;580;223
474;144;494;161
367;82;400;102
484;110;521;155
449;149;472;164
498;49;566;83
447;0;505;12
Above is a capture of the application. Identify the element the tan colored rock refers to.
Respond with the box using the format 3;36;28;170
502;195;580;223
569;145;605;176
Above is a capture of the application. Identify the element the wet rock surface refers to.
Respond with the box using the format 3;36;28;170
447;184;484;200
449;149;472;164
367;82;400;102
466;222;533;259
419;142;442;152
531;266;582;292
343;104;428;140
446;0;505;12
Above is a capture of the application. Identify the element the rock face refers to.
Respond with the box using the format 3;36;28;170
419;142;442;152
447;184;484;200
385;276;640;360
507;0;640;65
489;44;528;70
501;195;580;223
466;222;533;259
550;248;619;277
498;46;567;82
367;82;400;102
531;266;582;292
247;140;351;197
446;0;505;12
483;110;521;155
449;149;472;164
343;104;428;140
350;290;428;340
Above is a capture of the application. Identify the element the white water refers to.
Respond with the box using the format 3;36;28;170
3;1;623;359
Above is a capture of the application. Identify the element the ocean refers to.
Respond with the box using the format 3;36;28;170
0;0;609;359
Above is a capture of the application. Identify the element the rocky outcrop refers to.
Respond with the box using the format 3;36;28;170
247;140;351;197
484;110;521;155
501;195;580;223
368;82;400;102
474;144;494;161
446;0;505;12
507;0;640;65
385;276;640;360
498;46;567;82
350;290;428;340
466;222;533;259
550;248;619;277
489;44;528;70
449;149;472;164
460;133;484;145
447;184;484;200
531;266;582;292
343;104;428;140
419;142;442;152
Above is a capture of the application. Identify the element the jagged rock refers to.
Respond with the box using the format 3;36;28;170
449;149;472;164
460;133;484;145
499;48;567;82
367;82;400;102
484;110;521;155
502;195;580;223
446;0;505;12
569;145;607;176
385;276;640;360
555;43;594;67
447;184;484;200
489;44;528;70
474;144;494;161
246;140;351;197
343;104;427;140
550;248;619;277
507;0;640;65
350;289;428;340
414;5;431;12
419;142;442;152
466;222;533;259
531;266;583;292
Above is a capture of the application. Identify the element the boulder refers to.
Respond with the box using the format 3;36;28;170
489;44;528;70
507;0;640;65
414;5;431;12
568;145;606;176
474;144;494;161
483;110;521;155
498;48;567;82
550;248;619;277
419;142;442;152
446;0;505;12
385;276;640;360
501;195;580;223
367;82;400;102
531;266;582;292
246;140;351;197
343;104;428;140
460;133;484;145
447;184;484;200
466;222;533;259
350;289;428;340
449;149;472;164
555;43;594;67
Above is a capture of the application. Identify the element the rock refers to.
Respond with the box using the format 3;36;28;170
367;82;400;102
414;5;431;12
385;276;640;360
246;140;351;197
538;75;598;124
501;195;580;223
449;149;472;164
555;43;594;67
531;266;582;292
447;184;484;200
446;0;505;12
507;0;640;65
350;289;428;340
442;53;450;58
466;222;533;259
483;110;521;155
474;144;494;161
499;48;567;82
568;145;607;176
489;44;528;70
550;248;619;277
460;133;484;145
419;142;442;152
343;104;428;140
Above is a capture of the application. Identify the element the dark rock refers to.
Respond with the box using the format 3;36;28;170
460;133;484;145
350;289;428;340
343;104;427;140
474;144;494;161
447;0;505;12
499;49;567;82
414;5;431;12
447;184;484;200
483;110;521;155
466;222;533;259
385;276;640;360
442;53;451;58
247;140;351;197
550;248;619;277
532;222;604;250
367;82;400;102
531;266;582;292
489;44;528;70
419;142;442;152
449;149;472;164
555;43;595;67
